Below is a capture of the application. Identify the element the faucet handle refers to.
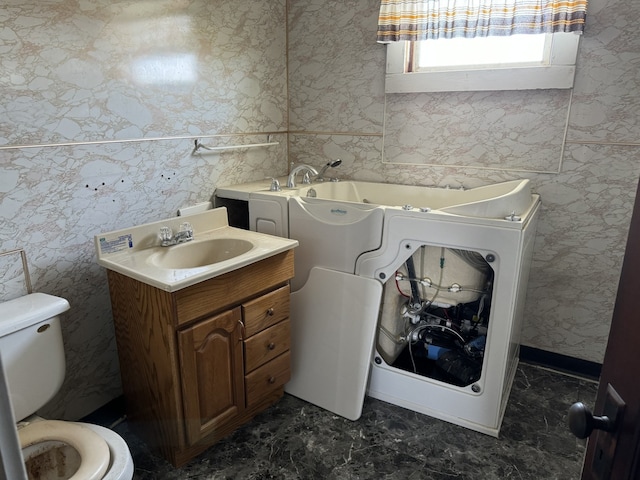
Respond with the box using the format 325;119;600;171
267;177;281;192
159;226;172;240
159;226;173;245
179;222;193;237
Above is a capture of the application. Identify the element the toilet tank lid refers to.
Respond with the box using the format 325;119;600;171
0;293;70;337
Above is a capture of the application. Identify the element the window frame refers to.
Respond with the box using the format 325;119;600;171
384;32;582;93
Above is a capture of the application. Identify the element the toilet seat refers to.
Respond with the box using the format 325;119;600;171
19;419;110;480
80;423;135;480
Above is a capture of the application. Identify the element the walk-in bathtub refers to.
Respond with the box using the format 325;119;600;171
214;179;540;436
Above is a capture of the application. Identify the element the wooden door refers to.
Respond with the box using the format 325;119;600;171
578;179;640;479
178;307;245;445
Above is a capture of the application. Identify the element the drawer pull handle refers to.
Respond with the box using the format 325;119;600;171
268;376;276;384
266;308;274;316
268;342;276;350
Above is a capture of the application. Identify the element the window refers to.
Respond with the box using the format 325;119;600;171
377;0;587;93
385;32;581;93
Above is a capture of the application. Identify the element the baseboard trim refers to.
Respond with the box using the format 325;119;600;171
80;395;126;428
82;348;600;425
519;346;601;381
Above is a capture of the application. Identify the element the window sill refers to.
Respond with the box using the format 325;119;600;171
385;65;577;93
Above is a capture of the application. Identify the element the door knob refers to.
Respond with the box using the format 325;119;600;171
568;386;625;479
568;402;615;439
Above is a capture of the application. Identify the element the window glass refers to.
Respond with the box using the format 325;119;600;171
415;34;548;70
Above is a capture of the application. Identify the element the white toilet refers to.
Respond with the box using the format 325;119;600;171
0;292;134;480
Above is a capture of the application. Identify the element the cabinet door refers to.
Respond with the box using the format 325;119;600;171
178;308;244;445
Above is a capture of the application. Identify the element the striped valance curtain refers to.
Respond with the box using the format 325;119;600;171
377;0;588;42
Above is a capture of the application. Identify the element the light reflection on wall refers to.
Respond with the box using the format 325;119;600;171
114;9;198;87
130;53;197;86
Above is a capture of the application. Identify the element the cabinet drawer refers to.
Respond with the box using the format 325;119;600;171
245;351;291;408
244;320;290;373
174;250;294;326
242;285;290;337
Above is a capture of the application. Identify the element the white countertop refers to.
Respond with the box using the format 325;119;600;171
215;177;302;201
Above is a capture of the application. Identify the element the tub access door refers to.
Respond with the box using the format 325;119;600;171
288;197;384;292
285;267;383;421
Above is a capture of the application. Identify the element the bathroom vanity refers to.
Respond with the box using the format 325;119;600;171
95;209;297;466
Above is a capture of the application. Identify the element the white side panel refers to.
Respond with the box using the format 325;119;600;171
285;267;383;421
367;363;504;437
359;210;526;434
248;194;291;237
288;197;384;292
503;202;540;403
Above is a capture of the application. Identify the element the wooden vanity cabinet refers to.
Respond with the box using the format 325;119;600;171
106;250;294;467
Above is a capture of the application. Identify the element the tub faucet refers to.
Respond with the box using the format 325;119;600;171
315;159;342;182
287;164;319;188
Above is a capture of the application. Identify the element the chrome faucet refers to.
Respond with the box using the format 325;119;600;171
315;159;342;182
287;164;319;188
159;222;193;247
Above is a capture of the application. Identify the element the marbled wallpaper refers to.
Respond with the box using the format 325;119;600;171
1;0;286;145
288;0;640;364
1;0;637;421
0;0;288;420
383;90;571;172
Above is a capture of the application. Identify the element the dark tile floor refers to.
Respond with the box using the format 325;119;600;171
112;363;597;480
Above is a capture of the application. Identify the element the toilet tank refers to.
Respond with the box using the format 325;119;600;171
0;293;69;422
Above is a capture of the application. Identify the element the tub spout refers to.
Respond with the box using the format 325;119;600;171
287;164;319;188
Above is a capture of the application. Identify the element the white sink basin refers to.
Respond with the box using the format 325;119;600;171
95;208;298;292
147;238;254;269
